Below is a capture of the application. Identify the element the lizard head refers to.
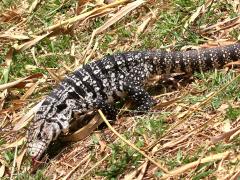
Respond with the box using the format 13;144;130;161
27;118;62;161
27;112;71;161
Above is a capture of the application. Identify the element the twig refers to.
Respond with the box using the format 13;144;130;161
98;110;169;174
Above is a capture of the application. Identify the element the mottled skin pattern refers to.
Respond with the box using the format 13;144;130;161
27;43;240;160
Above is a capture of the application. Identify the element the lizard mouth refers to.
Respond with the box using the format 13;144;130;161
32;156;44;166
31;153;48;173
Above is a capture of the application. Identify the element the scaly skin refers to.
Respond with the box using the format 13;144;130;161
27;43;240;160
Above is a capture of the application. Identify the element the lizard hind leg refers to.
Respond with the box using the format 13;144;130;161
123;82;157;114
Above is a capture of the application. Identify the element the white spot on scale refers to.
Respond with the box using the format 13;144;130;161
95;87;100;91
88;92;93;97
105;65;111;69
117;61;122;65
83;76;89;81
93;70;100;74
103;79;108;84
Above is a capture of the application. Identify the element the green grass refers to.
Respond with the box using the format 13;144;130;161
15;170;47;180
134;114;169;138
6;35;72;82
226;106;240;121
97;143;143;178
189;70;240;110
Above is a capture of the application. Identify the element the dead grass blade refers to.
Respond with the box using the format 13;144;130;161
62;154;91;180
13;100;43;131
95;0;144;34
13;33;51;52
211;126;240;143
162;151;231;179
62;114;103;141
224;60;240;68
83;0;145;62
183;0;213;34
0;8;22;23
124;160;149;180
77;6;113;28
162;113;218;150
20;80;40;100
136;10;156;36
98;109;169;174
81;39;99;68
10;146;18;180
28;0;44;14
230;170;240;180
0;73;43;91
0;158;7;178
16;149;26;173
0;164;5;178
0;89;8;111
0;137;25;150
136;161;149;180
45;68;63;83
36;0;130;35
229;128;240;141
0;33;30;40
162;131;194;149
0;116;7;129
153;97;180;110
200;15;240;33
79;154;110;179
2;48;14;84
231;0;240;13
31;47;39;66
0;77;27;90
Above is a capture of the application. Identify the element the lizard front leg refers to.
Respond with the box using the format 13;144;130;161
93;99;118;120
122;65;157;114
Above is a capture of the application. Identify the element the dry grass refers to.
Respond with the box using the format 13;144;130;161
0;0;240;179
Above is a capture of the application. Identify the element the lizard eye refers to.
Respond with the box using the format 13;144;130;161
37;132;42;139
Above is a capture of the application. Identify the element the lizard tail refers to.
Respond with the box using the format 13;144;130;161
151;43;240;74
